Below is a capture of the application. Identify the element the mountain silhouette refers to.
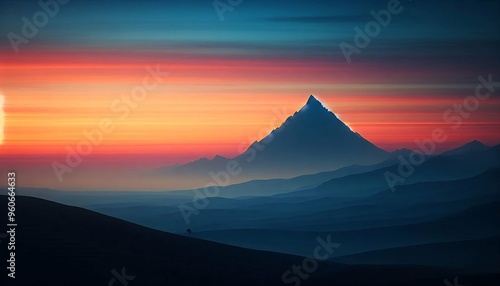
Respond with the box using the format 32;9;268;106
154;95;389;187
440;140;489;156
233;95;388;174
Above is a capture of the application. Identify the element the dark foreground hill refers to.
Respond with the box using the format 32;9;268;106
0;196;498;286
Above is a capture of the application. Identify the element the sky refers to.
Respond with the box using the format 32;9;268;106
0;0;499;190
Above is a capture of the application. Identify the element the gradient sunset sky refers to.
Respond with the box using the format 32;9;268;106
0;0;499;190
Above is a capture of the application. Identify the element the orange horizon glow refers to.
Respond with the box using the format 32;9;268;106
1;49;499;169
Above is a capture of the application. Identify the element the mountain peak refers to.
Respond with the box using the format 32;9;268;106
306;95;323;107
457;140;488;150
155;94;389;185
299;95;329;115
441;140;489;156
467;140;486;146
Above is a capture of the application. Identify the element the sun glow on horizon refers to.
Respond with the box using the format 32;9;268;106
0;94;4;144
